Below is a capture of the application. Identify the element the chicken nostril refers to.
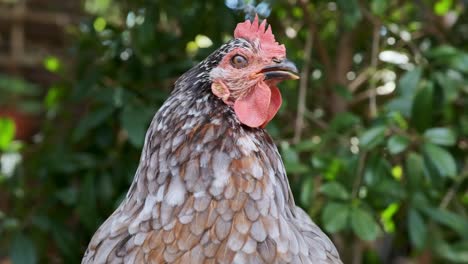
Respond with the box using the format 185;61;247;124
272;57;282;63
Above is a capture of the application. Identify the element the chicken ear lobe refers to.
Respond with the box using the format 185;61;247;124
211;80;231;104
234;82;271;128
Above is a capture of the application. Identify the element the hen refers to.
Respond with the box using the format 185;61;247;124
82;16;342;264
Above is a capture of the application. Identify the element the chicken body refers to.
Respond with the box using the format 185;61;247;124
83;20;342;264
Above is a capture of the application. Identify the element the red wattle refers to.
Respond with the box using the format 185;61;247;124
234;82;271;128
261;86;282;128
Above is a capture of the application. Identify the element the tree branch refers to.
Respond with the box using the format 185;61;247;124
359;4;381;118
293;30;313;144
368;21;380;118
439;162;468;209
297;0;333;74
349;68;371;93
352;151;367;199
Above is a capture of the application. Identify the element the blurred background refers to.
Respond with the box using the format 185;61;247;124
0;0;467;263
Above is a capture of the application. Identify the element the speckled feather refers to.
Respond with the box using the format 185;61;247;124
82;38;342;264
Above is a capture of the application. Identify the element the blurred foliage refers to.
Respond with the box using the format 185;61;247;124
0;75;42;113
1;0;468;263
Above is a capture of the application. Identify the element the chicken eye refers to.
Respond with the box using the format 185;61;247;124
231;55;248;69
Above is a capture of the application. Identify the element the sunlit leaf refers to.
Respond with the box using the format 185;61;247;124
43;56;61;73
391;165;403;181
0;118;15;150
93;17;107;32
381;203;399;233
434;0;453;15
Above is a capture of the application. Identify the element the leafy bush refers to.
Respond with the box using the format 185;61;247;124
1;0;467;263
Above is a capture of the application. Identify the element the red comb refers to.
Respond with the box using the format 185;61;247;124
234;15;286;57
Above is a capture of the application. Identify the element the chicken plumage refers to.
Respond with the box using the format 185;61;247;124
82;16;342;264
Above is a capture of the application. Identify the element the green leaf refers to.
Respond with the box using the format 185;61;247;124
423;127;456;146
434;71;459;102
73;105;114;141
387;111;408;130
408;209;427;249
452;53;468;73
50;222;80;260
426;45;458;59
320;182;350;200
281;142;310;174
336;0;362;29
359;126;386;150
422;207;468;238
294;139;320;152
284;161;310;174
0;74;40;95
422;143;457;178
373;178;406;199
406;152;424;189
351;206;380;241
0;118;15;151
385;98;412;117
329;112;361;133
434;238;468;263
387;135;410;154
300;177;314;206
333;84;353;101
322;202;350;233
55;187;78;206
10;233;38;264
411;83;434;132
364;156;392;186
371;0;387;16
120;103;154;147
281;141;299;164
77;174;98;230
324;158;342;180
399;67;422;97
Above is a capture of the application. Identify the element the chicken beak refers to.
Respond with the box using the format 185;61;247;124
261;59;300;81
